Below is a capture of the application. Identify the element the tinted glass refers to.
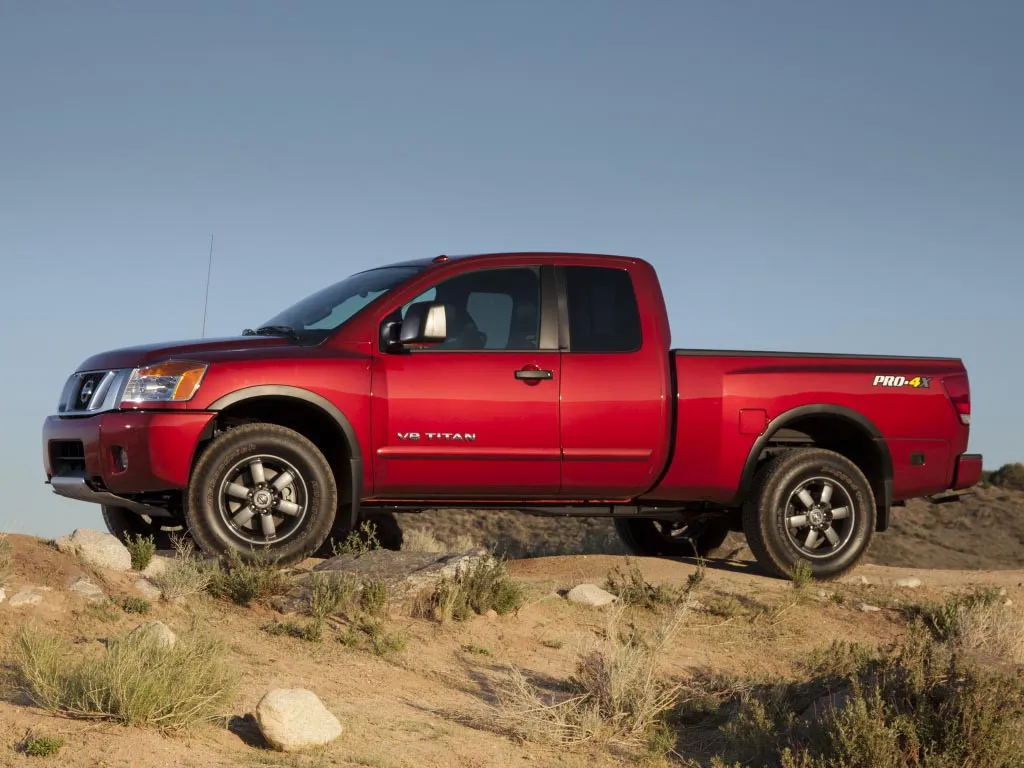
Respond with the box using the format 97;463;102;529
564;266;642;352
403;267;541;350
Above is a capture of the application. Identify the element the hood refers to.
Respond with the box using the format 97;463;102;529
76;335;292;372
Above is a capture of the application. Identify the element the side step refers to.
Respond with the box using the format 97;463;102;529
925;490;977;505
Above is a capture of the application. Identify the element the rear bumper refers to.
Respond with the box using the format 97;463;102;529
42;410;215;498
951;452;983;490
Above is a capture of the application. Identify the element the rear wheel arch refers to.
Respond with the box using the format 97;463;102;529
731;405;893;531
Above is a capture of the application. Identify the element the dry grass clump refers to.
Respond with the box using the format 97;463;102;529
206;547;290;607
415;557;525;622
10;623;237;731
150;536;214;602
604;558;694;611
902;586;1024;664
676;616;1024;767
494;564;705;750
0;532;11;587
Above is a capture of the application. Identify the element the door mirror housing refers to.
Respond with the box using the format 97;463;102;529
398;302;448;345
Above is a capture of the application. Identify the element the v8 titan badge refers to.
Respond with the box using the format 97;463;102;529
872;374;932;389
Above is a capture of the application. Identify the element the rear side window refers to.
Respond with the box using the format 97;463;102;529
563;266;642;352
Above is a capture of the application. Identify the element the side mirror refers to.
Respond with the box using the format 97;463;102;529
399;302;447;345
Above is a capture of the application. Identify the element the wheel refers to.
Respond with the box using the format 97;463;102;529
613;516;731;558
101;505;187;550
185;422;338;566
314;510;404;558
742;448;875;580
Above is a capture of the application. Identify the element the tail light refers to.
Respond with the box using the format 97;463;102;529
942;373;971;425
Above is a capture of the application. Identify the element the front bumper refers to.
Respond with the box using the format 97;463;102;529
42;410;215;502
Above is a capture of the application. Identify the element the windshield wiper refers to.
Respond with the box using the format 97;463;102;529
242;325;301;341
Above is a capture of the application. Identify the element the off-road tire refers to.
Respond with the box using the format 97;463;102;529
614;516;731;558
185;422;338;566
101;505;187;550
742;448;875;581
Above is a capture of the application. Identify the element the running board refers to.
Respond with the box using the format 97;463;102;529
925;490;976;505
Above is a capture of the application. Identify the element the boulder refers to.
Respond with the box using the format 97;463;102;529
9;587;45;607
54;529;131;571
255;688;343;752
566;584;618;607
135;577;162;600
128;620;177;648
67;575;105;602
309;547;492;601
893;577;922;589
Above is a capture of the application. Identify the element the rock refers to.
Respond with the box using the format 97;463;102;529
142;554;174;579
893;577;922;589
9;587;45;607
68;575;105;602
857;602;881;613
135;578;162;600
999;587;1008;597
566;584;618;607
255;688;343;752
799;686;852;722
311;548;493;600
485;609;498;619
0;587;5;604
128;620;177;648
1004;599;1014;607
55;529;131;571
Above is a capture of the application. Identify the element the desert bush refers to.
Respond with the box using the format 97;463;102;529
988;463;1024;491
124;533;156;571
680;625;1024;767
119;596;151;615
788;559;813;590
11;623;237;731
604;559;692;610
359;577;390;618
306;572;357;623
339;616;407;656
263;619;324;643
416;557;525;622
496;564;705;749
331;520;381;556
19;733;65;757
207;547;289;607
151;536;214;602
0;532;11;587
901;586;1024;663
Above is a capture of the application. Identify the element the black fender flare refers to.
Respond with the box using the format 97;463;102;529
205;385;363;530
729;404;893;531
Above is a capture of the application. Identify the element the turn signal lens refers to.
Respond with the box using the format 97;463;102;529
120;361;208;404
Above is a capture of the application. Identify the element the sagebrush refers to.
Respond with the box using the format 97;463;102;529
416;556;525;622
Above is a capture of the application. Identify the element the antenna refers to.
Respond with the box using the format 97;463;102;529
201;234;214;338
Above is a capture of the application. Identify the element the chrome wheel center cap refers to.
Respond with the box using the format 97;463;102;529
808;508;825;527
254;490;273;509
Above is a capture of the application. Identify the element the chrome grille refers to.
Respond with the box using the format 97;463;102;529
57;369;131;415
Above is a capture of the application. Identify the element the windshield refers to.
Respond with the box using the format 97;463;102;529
256;265;426;339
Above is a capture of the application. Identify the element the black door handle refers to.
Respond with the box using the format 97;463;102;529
515;368;553;380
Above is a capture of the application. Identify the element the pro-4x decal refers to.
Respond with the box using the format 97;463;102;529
871;375;931;389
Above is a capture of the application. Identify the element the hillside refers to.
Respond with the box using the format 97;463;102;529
2;484;1024;767
397;484;1024;572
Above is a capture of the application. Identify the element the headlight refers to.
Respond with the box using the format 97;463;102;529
120;361;208;404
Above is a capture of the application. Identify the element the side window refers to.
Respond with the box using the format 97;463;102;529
564;266;642;352
402;267;541;351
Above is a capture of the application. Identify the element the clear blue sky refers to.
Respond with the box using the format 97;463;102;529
1;1;1021;538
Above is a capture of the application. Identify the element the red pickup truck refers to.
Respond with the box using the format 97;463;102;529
42;252;982;579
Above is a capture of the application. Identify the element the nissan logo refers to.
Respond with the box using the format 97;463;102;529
79;380;95;405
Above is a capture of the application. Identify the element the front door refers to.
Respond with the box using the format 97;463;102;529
370;264;562;498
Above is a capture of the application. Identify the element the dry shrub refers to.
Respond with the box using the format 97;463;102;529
151;536;214;602
124;533;156;571
495;564;704;748
206;547;289;607
903;586;1024;664
605;558;693;611
682;624;1024;767
988;463;1024;491
0;532;11;587
10;623;237;731
415;556;524;622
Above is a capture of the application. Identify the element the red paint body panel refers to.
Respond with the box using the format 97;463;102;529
42;411;214;491
42;251;981;519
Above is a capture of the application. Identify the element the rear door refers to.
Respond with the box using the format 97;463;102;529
557;264;670;497
370;264;562;498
